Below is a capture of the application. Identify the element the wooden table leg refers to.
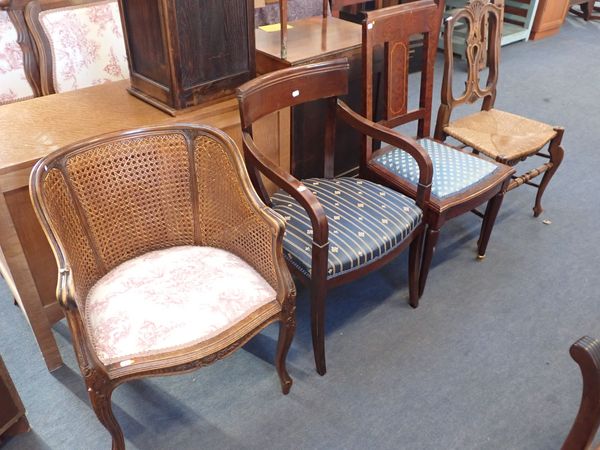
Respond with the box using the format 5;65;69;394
0;190;62;371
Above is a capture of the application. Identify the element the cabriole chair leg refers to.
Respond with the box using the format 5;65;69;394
276;316;295;394
87;374;124;450
533;130;565;217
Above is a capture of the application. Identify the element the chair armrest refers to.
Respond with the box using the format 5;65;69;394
242;131;329;247
336;99;433;207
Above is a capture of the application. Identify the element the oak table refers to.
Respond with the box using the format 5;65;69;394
0;79;289;371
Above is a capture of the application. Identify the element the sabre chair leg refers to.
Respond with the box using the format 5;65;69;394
477;190;506;259
310;280;328;376
418;226;440;299
276;314;296;394
87;374;125;450
408;231;425;308
533;130;565;218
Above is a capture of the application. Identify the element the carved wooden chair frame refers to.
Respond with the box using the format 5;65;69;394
25;0;116;95
434;0;565;217
30;124;296;450
562;336;600;450
0;0;41;97
360;0;514;298
237;59;431;375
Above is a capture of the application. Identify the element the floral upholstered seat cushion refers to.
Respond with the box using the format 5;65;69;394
271;177;422;279
0;11;35;104
39;0;128;93
374;138;498;199
85;246;279;366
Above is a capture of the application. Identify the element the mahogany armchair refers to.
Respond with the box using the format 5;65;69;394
30;124;296;450
237;59;431;375
0;0;40;104
562;336;600;450
25;0;128;94
434;0;565;218
360;0;514;298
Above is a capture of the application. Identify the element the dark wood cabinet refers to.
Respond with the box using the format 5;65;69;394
0;356;29;442
118;0;256;115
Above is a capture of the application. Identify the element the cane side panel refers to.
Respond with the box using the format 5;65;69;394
42;168;102;307
193;135;279;291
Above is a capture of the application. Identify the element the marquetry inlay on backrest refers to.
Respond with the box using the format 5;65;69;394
440;0;504;111
25;0;128;95
0;3;37;104
362;0;445;138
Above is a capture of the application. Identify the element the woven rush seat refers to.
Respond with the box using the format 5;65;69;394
444;109;557;162
85;246;279;366
374;138;499;199
271;177;422;279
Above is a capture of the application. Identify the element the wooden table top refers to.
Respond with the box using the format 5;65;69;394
0;80;240;176
255;16;362;66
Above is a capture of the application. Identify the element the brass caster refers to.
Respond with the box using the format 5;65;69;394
477;254;486;261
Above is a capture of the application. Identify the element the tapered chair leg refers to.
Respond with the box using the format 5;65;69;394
87;375;124;450
418;226;440;299
408;231;425;308
533;130;565;217
276;315;296;394
310;281;328;376
477;190;506;258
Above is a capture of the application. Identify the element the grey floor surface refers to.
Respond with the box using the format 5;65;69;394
1;16;600;450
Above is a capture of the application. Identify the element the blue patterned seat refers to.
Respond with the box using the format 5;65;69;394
271;178;422;279
373;138;498;199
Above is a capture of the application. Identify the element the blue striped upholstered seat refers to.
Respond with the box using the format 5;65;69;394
271;178;422;279
374;138;498;199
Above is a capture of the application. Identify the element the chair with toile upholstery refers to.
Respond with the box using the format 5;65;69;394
25;0;128;95
434;0;565;218
562;336;600;450
237;59;431;375
0;0;40;104
360;0;514;299
30;124;296;450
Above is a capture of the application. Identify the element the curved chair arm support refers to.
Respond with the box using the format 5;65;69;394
336;99;433;207
242;131;329;247
562;336;600;450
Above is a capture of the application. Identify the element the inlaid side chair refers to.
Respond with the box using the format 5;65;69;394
0;0;40;104
361;0;514;298
237;59;432;375
562;336;600;450
434;0;565;218
30;125;296;450
25;0;128;94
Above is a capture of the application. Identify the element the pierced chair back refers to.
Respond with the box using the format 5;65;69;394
25;0;128;94
0;1;39;104
434;0;503;138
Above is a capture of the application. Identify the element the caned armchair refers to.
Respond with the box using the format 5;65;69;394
30;124;296;450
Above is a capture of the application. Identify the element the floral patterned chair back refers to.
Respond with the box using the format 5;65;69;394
0;10;36;104
25;0;128;95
